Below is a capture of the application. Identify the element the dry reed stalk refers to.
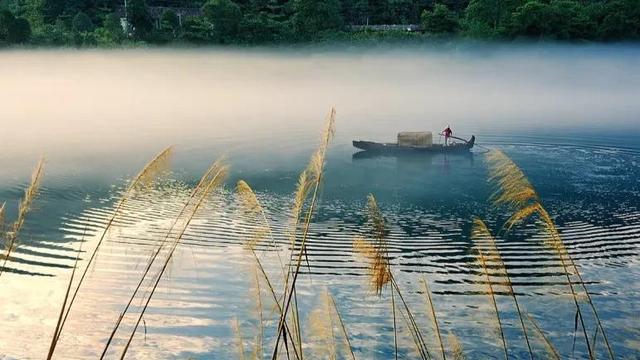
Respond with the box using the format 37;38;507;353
471;219;533;359
486;149;614;359
272;108;336;359
391;288;399;360
308;288;356;360
353;194;431;360
252;264;264;360
116;160;228;359
233;317;247;360
0;202;5;234
309;290;338;360
236;180;286;278
236;180;301;360
447;333;465;360
46;230;86;360
327;292;357;360
0;157;45;278
420;278;446;360
99;158;226;358
52;147;173;348
526;314;561;360
390;278;432;360
476;248;508;360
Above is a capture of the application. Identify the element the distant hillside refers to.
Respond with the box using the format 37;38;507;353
0;0;638;46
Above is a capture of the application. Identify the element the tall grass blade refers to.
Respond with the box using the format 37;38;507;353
327;292;357;360
52;146;173;350
100;158;224;358
236;179;301;360
252;264;264;360
420;278;446;360
0;202;5;235
447;333;466;360
272;108;336;359
309;289;338;360
476;248;508;360
353;194;431;360
0;157;45;278
46;229;85;360
117;160;228;359
526;314;561;360
486;149;614;359
391;288;398;360
471;218;533;359
233;317;247;360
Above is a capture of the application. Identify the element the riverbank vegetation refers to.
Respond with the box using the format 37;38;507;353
0;0;638;47
1;108;620;358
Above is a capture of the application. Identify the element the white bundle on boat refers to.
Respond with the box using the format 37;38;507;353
397;131;433;147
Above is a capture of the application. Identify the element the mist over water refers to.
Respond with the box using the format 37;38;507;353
0;45;639;359
1;45;639;160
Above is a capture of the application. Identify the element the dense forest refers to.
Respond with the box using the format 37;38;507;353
0;0;639;46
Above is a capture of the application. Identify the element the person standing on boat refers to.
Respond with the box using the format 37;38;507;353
442;125;453;146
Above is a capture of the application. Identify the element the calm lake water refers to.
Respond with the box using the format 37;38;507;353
0;45;639;359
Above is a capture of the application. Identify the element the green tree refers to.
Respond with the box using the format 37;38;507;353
508;0;555;38
103;12;123;37
293;0;342;37
42;0;65;23
421;4;458;33
128;0;153;39
202;0;242;42
72;11;94;32
0;10;14;42
160;9;180;33
598;0;640;40
341;0;369;24
549;0;596;40
180;16;212;43
94;13;124;46
7;17;31;42
463;0;519;37
1;10;31;44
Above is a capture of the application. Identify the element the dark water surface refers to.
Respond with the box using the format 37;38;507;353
0;46;639;359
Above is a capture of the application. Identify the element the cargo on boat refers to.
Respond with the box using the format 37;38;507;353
353;132;475;154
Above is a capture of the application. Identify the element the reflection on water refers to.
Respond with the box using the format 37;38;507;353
0;46;639;359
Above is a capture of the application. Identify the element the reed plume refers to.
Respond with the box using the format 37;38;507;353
471;218;533;359
309;289;338;360
353;194;431;360
236;180;284;270
475;247;508;360
420;278;446;360
0;157;45;278
235;180;301;360
447;333;465;360
272;107;336;359
308;288;356;360
486;149;614;359
352;195;391;294
50;146;173;351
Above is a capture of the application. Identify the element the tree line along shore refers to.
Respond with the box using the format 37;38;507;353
0;0;638;47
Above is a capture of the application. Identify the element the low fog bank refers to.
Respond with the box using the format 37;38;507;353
1;43;638;161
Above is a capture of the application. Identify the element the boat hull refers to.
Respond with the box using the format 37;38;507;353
353;135;475;154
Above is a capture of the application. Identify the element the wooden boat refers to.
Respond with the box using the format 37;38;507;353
353;135;475;154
